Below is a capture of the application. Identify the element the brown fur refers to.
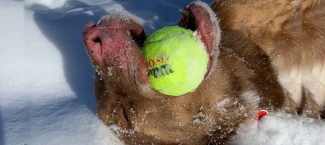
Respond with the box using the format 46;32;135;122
211;0;325;118
83;0;325;144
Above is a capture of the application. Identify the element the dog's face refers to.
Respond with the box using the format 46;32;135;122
83;2;259;144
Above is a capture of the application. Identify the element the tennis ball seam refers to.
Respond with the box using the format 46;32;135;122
145;31;192;45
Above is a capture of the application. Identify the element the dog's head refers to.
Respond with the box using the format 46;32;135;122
83;1;258;144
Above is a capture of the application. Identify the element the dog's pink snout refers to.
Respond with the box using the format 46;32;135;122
83;17;149;84
83;21;104;61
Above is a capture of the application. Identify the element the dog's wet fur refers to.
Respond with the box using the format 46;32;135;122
83;0;325;144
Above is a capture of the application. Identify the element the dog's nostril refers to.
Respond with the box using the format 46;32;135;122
92;37;101;43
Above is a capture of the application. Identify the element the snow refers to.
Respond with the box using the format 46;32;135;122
232;113;325;145
0;0;324;145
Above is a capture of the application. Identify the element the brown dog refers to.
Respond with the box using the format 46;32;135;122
83;0;325;144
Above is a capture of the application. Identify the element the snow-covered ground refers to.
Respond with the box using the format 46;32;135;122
0;0;324;145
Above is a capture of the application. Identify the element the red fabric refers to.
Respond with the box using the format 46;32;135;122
256;110;268;120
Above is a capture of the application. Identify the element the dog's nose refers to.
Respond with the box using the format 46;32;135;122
83;21;103;57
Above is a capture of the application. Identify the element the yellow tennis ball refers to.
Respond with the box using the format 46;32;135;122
143;26;208;96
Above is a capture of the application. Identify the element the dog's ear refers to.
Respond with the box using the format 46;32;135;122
177;1;221;78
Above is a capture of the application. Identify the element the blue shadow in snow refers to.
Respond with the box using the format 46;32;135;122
0;109;4;145
31;1;108;114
